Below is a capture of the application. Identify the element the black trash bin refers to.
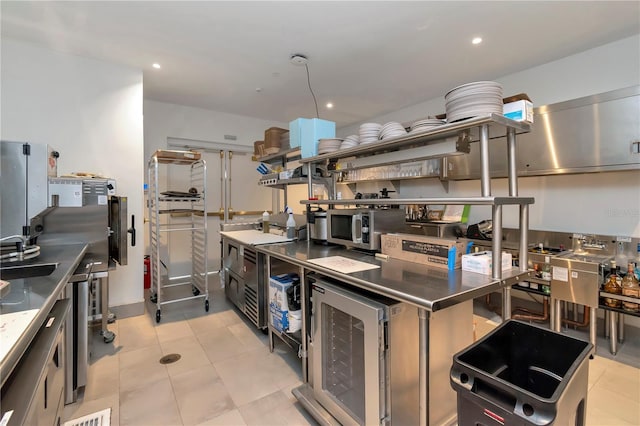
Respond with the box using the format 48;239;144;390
450;320;592;425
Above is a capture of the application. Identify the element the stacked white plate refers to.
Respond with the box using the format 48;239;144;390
318;138;343;154
340;134;359;149
410;118;446;133
445;81;503;123
379;122;407;140
359;123;382;144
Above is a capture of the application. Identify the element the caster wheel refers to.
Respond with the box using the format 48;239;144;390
102;331;116;344
150;293;157;303
192;287;200;296
156;309;161;323
205;300;210;312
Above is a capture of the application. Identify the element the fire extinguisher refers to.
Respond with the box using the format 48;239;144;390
144;255;151;289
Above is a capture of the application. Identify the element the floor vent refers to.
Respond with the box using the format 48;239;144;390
63;408;111;426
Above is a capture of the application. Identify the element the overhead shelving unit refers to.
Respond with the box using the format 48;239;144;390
147;153;209;323
298;113;533;319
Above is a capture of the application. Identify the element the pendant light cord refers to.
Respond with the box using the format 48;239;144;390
304;63;320;119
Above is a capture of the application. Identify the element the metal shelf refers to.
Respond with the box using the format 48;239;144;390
256;147;302;165
300;196;534;206
268;324;302;354
298;114;530;166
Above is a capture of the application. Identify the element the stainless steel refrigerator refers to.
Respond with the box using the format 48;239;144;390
0;140;59;240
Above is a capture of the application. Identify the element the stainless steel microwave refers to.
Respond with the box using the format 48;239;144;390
327;208;406;251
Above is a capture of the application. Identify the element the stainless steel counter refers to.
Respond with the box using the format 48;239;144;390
256;240;529;312
258;240;531;425
0;242;87;386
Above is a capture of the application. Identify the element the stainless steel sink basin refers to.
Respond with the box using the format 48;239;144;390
0;262;59;280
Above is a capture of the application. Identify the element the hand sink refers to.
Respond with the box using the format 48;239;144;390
0;262;59;280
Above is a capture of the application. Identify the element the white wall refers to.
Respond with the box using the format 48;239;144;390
338;35;640;238
144;99;287;160
340;35;640;136
1;39;144;308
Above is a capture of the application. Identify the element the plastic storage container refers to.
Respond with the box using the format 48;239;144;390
450;320;592;425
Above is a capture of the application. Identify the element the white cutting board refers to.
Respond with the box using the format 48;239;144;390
220;229;294;246
0;309;39;364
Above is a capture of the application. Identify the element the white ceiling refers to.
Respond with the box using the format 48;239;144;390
2;1;639;127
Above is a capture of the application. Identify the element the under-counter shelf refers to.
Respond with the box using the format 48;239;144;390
268;325;302;355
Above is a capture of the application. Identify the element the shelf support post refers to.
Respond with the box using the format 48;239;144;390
519;204;529;272
299;264;308;382
507;127;518;196
479;124;491;197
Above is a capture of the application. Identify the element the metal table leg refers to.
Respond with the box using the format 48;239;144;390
553;298;562;332
604;310;610;339
609;311;618;355
418;308;428;426
95;272;115;343
618;313;625;343
589;307;597;350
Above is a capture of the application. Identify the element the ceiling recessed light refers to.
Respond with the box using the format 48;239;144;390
326;102;333;109
152;63;161;69
472;37;483;45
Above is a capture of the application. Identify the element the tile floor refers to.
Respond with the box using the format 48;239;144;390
64;286;640;426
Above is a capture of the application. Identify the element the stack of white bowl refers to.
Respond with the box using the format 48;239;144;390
410;118;446;133
340;134;359;149
379;122;407;140
445;81;503;123
359;123;382;144
318;138;343;154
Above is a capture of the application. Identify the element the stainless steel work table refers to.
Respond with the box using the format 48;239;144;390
0;242;88;386
256;240;531;426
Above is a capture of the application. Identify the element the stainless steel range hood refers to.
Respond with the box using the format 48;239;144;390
444;85;640;179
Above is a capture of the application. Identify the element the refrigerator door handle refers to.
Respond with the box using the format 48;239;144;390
128;214;136;247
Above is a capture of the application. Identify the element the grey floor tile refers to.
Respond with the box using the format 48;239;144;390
197;326;254;363
117;314;160;353
195;408;247;426
214;347;301;407
161;335;212;377
238;390;291;426
170;365;236;426
83;351;120;402
120;377;182;426
119;344;169;393
187;311;231;336
227;321;268;349
155;316;195;343
63;393;120;426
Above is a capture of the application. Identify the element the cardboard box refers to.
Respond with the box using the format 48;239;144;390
381;233;467;270
269;273;299;332
503;100;534;124
461;251;513;275
153;149;201;161
289;118;336;157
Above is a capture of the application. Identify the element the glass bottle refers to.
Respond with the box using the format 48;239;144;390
603;261;622;308
621;262;640;312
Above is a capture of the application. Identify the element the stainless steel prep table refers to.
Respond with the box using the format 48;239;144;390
256;240;531;426
0;242;87;386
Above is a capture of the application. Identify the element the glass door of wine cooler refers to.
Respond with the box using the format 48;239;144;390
311;277;388;426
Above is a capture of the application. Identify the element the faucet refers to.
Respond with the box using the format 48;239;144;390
579;234;607;251
0;235;29;260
